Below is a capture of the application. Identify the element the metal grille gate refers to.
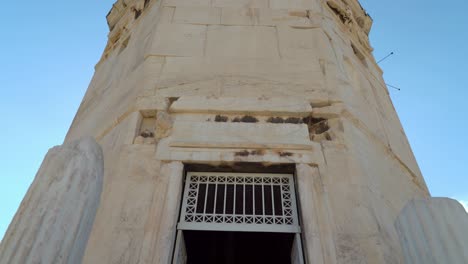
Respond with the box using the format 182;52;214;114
178;172;300;233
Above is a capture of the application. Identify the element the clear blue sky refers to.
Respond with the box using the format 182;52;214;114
0;0;466;240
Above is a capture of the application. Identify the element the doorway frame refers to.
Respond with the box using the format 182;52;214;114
171;167;306;264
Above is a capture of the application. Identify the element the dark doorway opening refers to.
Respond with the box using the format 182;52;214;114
183;230;295;264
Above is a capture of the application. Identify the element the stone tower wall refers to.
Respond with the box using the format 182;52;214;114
63;0;430;263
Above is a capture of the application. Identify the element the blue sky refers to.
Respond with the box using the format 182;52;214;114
0;0;466;240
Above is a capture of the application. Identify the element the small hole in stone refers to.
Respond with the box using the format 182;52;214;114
310;120;330;135
235;150;250;157
302;116;325;126
134;9;142;19
168;97;180;107
140;129;154;138
267;117;285;124
284;117;303;124
250;150;265;156
215;115;229;122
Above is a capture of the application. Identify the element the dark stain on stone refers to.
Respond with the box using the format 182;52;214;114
140;129;154;138
310;120;330;134
215;115;229;122
235;150;250;157
134;9;142;19
267;117;285;123
285;117;303;124
302;116;326;126
240;115;259;123
250;149;265;156
168;97;180;108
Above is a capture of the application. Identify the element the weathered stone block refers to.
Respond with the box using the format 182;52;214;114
206;25;279;58
157;57;325;89
163;0;211;7
173;6;221;25
170;96;312;115
213;0;268;8
395;198;468;264
149;23;206;57
269;0;320;11
277;25;321;59
0;137;104;264
221;8;259;25
169;121;314;149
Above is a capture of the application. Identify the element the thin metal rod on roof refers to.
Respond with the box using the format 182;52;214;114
386;83;401;91
377;52;394;64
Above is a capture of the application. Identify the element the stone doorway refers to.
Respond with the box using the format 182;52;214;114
172;171;304;264
178;230;299;264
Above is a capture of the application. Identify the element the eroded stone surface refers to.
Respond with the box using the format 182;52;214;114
0;137;104;264
395;198;468;264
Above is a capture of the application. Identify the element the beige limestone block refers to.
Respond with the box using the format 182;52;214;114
170;96;312;115
156;137;324;164
206;25;279;58
327;184;382;235
269;0;320;11
296;164;337;264
108;227;145;264
257;8;313;27
156;79;223;97
66;66;144;142
277;25;322;59
157;57;325;89
219;8;318;27
159;7;175;23
296;164;324;264
163;0;211;7
151;162;184;263
116;145;161;182
341;101;388;148
134;135;145;144
213;0;268;8
169;121;314;149
320;141;360;186
141;56;165;95
221;8;259;25
395;198;468;264
155;111;174;139
338;119;424;208
134;161;182;263
0;137;104;264
312;103;343;119
173;6;221;25
149;23;207;57
114;166;156;227
328;183;404;263
136;95;169;114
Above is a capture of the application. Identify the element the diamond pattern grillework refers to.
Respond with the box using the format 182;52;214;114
178;172;301;233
